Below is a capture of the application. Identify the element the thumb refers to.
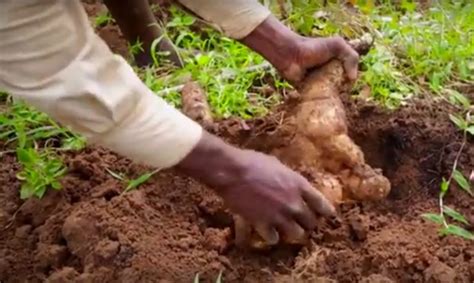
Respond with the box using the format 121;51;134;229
254;222;279;245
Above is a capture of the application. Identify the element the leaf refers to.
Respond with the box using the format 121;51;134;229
62;136;86;151
51;181;62;190
16;148;32;164
422;213;444;225
150;34;167;66
448;90;470;109
443;206;469;225
449;114;468;130
466;126;474;136
440;224;474;240
35;186;47;199
453;170;472;195
125;172;155;192
20;184;34;200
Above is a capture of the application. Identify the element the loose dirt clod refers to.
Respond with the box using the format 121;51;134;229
424;260;457;283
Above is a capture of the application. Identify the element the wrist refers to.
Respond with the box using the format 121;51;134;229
240;15;301;74
176;131;247;191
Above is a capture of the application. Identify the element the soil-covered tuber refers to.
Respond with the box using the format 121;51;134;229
235;40;391;249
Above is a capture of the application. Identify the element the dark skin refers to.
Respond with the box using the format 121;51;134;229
103;0;183;67
106;5;359;243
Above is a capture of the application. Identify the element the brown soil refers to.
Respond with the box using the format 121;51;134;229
1;2;473;283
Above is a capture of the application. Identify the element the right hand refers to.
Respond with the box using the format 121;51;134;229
221;149;336;244
177;132;336;244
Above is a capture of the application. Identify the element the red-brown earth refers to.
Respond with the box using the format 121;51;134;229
1;1;473;282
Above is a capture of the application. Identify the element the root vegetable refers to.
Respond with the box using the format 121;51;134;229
236;36;391;249
181;81;214;129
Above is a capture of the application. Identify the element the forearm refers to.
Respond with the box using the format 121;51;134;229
177;132;246;190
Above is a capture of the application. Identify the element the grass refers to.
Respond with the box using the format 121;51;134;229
355;0;473;108
137;6;285;118
94;10;114;28
1;0;472;240
105;168;161;194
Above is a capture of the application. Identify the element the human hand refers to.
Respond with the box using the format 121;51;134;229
241;16;359;84
177;132;336;244
279;35;360;83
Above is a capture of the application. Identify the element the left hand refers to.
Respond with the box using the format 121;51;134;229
278;35;360;83
241;16;360;84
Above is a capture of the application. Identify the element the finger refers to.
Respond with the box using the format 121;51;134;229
254;222;279;246
328;36;359;81
286;201;317;231
300;178;336;217
338;44;359;81
342;50;359;81
274;216;306;244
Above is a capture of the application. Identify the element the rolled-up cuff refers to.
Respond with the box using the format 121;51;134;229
177;0;271;39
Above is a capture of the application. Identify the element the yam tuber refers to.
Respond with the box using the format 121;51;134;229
234;36;391;249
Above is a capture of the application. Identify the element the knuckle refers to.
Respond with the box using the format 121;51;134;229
331;36;346;49
333;35;345;43
351;51;360;62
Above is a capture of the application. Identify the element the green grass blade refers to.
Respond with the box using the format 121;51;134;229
443;206;469;225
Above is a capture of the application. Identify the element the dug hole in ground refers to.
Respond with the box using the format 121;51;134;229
1;2;474;283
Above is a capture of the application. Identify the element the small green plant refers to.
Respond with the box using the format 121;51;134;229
0;95;83;199
0;100;82;150
422;104;473;240
106;168;160;194
128;39;145;57
94;11;113;28
15;147;67;199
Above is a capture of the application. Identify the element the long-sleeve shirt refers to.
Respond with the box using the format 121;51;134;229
0;0;270;169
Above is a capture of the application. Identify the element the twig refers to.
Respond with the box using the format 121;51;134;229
2;203;25;231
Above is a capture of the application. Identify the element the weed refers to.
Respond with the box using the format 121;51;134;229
94;10;113;28
128;39;145;57
357;1;473;106
422;101;473;240
15;147;67;199
105;168;161;194
138;5;281;119
0;99;83;150
1;96;84;199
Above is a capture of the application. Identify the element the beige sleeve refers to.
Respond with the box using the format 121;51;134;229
177;0;271;39
0;0;202;169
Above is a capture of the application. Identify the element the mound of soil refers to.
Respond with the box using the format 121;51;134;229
2;93;473;282
1;2;473;282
